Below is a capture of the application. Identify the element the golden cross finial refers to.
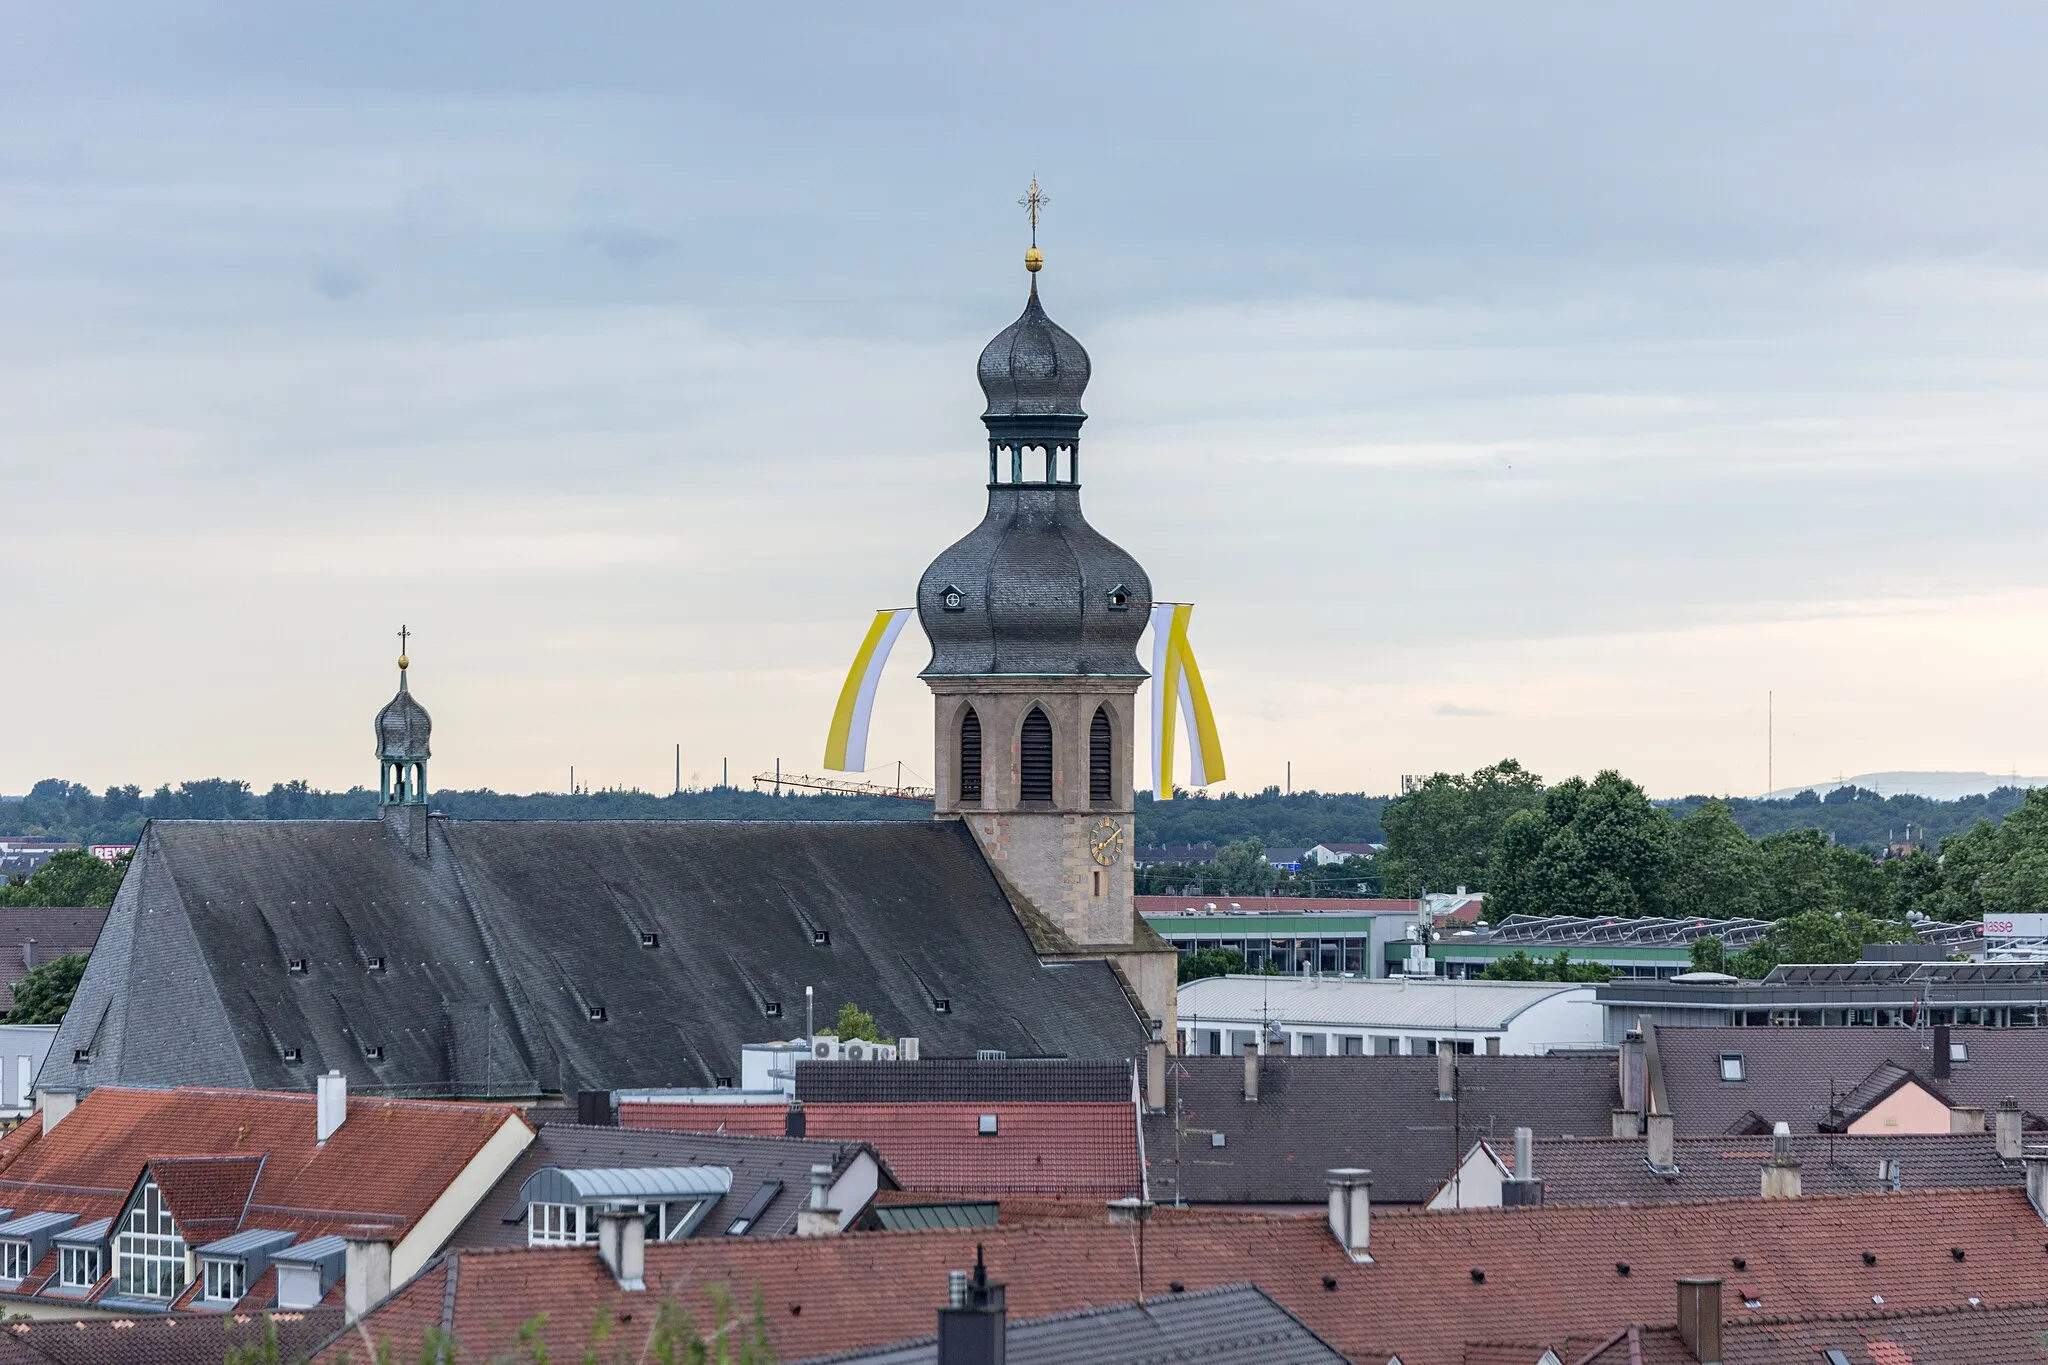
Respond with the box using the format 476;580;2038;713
397;624;410;670
1018;178;1049;248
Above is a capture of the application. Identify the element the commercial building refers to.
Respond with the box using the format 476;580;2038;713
1598;960;2048;1041
1141;893;1484;979
1175;975;1604;1057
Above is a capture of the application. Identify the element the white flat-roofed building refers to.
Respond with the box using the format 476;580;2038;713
1175;974;1603;1057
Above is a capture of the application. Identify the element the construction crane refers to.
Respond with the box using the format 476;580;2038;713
752;770;934;801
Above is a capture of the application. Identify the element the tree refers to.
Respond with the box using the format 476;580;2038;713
1688;935;1728;973
1178;948;1245;983
0;850;125;908
6;954;87;1025
1478;948;1613;983
1208;837;1277;896
1485;771;1676;921
1669;801;1763;921
832;1002;883;1043
1728;909;1910;979
1378;759;1544;897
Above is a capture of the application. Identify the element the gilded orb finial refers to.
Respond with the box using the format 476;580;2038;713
1017;178;1049;272
397;624;411;672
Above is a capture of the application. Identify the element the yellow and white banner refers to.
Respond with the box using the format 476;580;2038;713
823;608;913;773
1149;603;1226;800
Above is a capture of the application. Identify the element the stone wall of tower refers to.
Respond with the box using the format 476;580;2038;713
929;678;1140;948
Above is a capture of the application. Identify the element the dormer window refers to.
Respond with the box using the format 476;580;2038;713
114;1176;185;1299
202;1256;246;1303
59;1244;98;1289
1106;584;1131;611
940;585;966;613
0;1241;30;1280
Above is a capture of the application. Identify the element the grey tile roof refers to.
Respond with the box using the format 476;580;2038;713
446;1122;897;1248
794;1058;1133;1105
788;1282;1353;1365
1524;1131;2025;1204
44;817;1149;1099
1144;1053;1620;1205
1655;1027;2048;1135
0;908;106;1012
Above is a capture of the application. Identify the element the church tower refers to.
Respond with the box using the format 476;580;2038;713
375;630;432;856
917;208;1152;954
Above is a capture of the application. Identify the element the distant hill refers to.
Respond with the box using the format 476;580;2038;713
1763;771;2048;802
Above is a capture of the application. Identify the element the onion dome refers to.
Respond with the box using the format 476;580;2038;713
977;282;1091;426
375;663;432;762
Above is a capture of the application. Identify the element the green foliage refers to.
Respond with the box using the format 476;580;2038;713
832;1003;884;1043
1478;948;1613;983
1729;909;1912;978
6;954;88;1025
1687;935;1728;974
1487;772;1674;921
0;849;126;907
1133;788;1386;851
1207;837;1278;895
1670;801;1762;922
1178;947;1245;983
1378;759;1544;897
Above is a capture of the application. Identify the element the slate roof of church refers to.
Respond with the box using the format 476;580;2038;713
44;817;1148;1101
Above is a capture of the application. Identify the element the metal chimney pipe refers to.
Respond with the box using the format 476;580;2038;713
1514;1126;1533;1181
1146;1039;1167;1112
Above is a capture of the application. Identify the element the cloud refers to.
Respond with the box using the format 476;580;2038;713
1434;704;1495;718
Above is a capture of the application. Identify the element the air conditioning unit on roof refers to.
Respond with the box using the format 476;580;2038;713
841;1040;898;1062
810;1034;840;1061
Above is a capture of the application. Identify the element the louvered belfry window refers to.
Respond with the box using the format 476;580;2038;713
1090;707;1113;804
959;708;983;803
1020;708;1054;804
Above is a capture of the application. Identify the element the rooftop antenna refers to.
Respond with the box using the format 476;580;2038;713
1767;690;1773;798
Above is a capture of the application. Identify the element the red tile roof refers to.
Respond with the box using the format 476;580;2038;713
624;1101;1139;1198
0;1087;527;1240
148;1155;265;1242
327;1187;2048;1365
617;1102;789;1138
1573;1300;2048;1364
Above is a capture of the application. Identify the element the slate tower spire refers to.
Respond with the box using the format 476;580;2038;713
375;627;432;855
917;198;1160;996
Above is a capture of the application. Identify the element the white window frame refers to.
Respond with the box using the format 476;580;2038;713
202;1256;246;1303
528;1199;704;1247
115;1175;187;1299
528;1202;583;1246
58;1245;98;1289
0;1240;29;1281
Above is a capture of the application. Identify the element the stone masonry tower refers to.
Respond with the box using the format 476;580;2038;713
917;224;1175;1037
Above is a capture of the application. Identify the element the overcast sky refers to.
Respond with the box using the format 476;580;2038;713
6;4;2048;801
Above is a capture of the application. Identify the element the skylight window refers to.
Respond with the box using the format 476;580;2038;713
1719;1053;1746;1082
1950;1041;1969;1065
977;1113;999;1136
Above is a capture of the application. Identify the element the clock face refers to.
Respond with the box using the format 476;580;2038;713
1089;816;1125;867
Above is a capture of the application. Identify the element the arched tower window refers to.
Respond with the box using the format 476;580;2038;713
1090;707;1113;805
959;707;983;804
1020;707;1054;804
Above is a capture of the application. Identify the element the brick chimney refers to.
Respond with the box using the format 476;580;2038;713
594;1210;646;1292
937;1246;1006;1365
797;1162;841;1237
1146;1038;1167;1112
1996;1096;2024;1160
1760;1121;1801;1199
1326;1168;1371;1262
1676;1278;1723;1365
1646;1112;1676;1173
1242;1041;1260;1103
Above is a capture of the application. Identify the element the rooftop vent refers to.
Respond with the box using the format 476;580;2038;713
588;1005;607;1022
639;931;659;949
765;1002;783;1018
363;1045;383;1061
934;999;952;1015
71;1049;90;1065
283;1048;302;1064
977;1049;1007;1061
813;929;831;947
1470;1269;1485;1284
366;956;386;974
977;1114;999;1136
1861;1251;1877;1266
287;958;309;975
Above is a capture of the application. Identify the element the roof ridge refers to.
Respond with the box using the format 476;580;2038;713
90;1084;520;1116
1377;1184;2022;1221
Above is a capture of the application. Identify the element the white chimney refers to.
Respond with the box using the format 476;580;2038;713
1436;1043;1455;1102
1647;1113;1676;1172
317;1070;348;1144
1326;1168;1371;1262
595;1210;646;1291
343;1237;393;1323
1997;1096;2024;1161
1761;1121;1801;1199
1243;1041;1260;1103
